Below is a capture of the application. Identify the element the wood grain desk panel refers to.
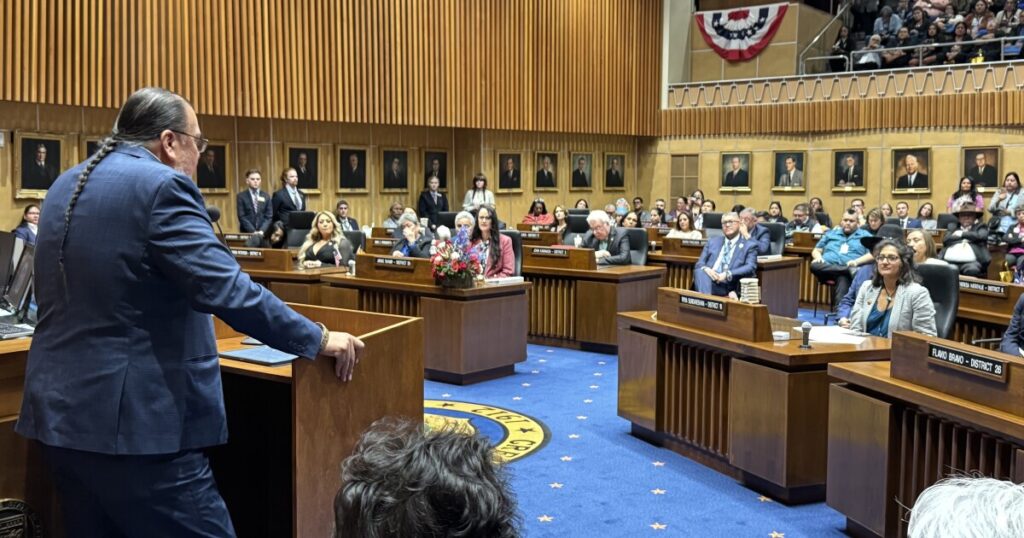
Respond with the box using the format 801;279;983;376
618;311;890;504
953;276;1024;345
243;266;348;306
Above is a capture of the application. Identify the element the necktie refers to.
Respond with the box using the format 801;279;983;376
716;240;734;273
848;168;853;181
252;190;259;215
432;192;438;204
342;219;351;231
291;189;300;209
789;172;793;185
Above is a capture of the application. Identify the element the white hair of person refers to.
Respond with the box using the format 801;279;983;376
739;208;756;219
586;210;612;226
435;225;452;241
454;211;475;227
908;477;1024;538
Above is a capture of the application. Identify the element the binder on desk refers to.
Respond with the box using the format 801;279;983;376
219;346;298;366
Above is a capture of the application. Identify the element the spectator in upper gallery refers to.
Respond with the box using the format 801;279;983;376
910;23;945;66
895;0;914;24
12;204;39;246
945;21;976;63
964;0;995;37
849;239;937;337
694;212;759;299
462;173;495;212
916;0;950;19
856;34;885;70
831;25;855;72
382;202;404;230
989;172;1022;235
738;208;771;256
994;0;1021;31
941;203;990;277
1000;205;1024;269
894;201;922;228
785;203;822;238
810;209;872;307
882;27;916;68
947;176;984;212
580;210;631;265
472;206;515;278
917;202;938;230
873;7;903;40
666;210;702;240
906;6;931;38
418;175;449;231
522;199;555;227
907;477;1024;537
766;201;788;224
851;0;880;36
977;19;1005;59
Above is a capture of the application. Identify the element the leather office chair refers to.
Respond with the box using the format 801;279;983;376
702;212;723;239
624;228;649;265
917;263;959;339
885;217;901;226
816;212;832;228
342;230;365;253
764;222;786;255
437;211;458;230
285;211;315;247
937;213;958;230
500;230;523;276
563;214;592;246
567;208;590;216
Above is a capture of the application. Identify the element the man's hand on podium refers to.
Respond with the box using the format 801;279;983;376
322;332;366;381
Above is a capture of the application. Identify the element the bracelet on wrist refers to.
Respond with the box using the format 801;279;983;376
315;322;330;354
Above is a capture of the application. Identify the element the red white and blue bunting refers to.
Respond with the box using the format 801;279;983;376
694;3;789;61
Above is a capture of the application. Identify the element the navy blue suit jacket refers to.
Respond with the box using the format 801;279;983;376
235;189;273;234
1000;294;1024;356
17;146;322;455
695;235;758;282
12;223;36;246
748;224;771;256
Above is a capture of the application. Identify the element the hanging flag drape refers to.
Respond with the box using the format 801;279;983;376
694;3;789;62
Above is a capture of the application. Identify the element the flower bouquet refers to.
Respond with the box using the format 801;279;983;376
430;226;482;288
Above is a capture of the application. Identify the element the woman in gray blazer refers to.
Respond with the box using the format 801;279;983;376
850;239;937;337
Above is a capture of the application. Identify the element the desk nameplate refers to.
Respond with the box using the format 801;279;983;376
656;288;772;342
677;294;727;317
927;342;1006;383
522;246;596;270
959;279;1008;298
374;257;415;271
662;238;706;257
232;249;264;259
234;248;294;271
531;248;569;258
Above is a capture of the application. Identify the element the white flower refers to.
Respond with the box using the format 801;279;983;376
452;252;460;261
430;246;437;255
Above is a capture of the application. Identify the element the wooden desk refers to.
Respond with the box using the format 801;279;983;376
320;254;530;384
522;253;664;351
364;236;399;255
953;276;1024;344
221;232;257;247
618;289;890;503
646;252;801;317
519;230;562;247
236;248;347;305
827;332;1024;538
784;232;830;308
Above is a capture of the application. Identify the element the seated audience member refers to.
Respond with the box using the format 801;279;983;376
949;176;984;212
551;205;569;236
863;207;885;236
621;211;641;228
830;25;854;72
917;202;938;229
906;7;930;37
785;202;821;238
647;210;667;229
838;225;905;328
236;169;273;236
667;196;689;223
334;418;520;538
738;208;771;255
574;198;589;209
522;199;554;226
580;210;631;265
855;34;884;70
977;19;1003;59
694;212;758;298
810;197;832;228
12;204;39;246
689;189;706;208
851;198;867;225
418;176;449;231
850;239;937;337
463;173;495;212
880;203;894;219
392;212;432;258
1001;293;1024;355
730;204;746;214
911;23;944;66
995;0;1020;31
874;7;903;40
907;477;1024;538
1002;205;1024;269
989;172;1022;235
755;211;770;224
766;201;788;224
335;199;359;231
666;210;701;240
614;197;630;217
453;211;475;235
382;202;404;230
632;197;651;225
894;201;922;228
603;203;617;217
964;0;995;37
882;27;916;68
297;211;355;268
701;199;716;214
907;229;949;266
653;198;667;221
692;203;705;230
945;22;975;63
810;209;872;307
472;206;514;278
245;221;287;249
941;203;990;276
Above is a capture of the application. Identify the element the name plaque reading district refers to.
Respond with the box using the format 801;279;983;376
532;248;569;258
958;279;1008;298
927;342;1007;382
224;233;250;240
521;232;541;240
231;249;264;259
372;238;397;246
374;257;414;270
680;239;706;247
678;294;727;317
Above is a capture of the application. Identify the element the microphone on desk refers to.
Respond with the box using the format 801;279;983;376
206;206;227;245
800;321;813;349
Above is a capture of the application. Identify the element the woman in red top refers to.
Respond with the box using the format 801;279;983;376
522;199;555;226
473;206;515;278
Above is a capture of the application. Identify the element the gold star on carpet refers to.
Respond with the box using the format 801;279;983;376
593;372;603;377
652;461;665;467
441;393;451;398
651;488;666;495
598;361;606;365
576;415;588;420
758;496;773;503
512;396;522;401
768;532;784;538
560;456;573;462
583;399;593;403
538;515;554;522
568;434;580;439
539;359;548;363
590;384;600;389
531;370;540;374
521;383;531;387
650;522;667;530
549;482;564;489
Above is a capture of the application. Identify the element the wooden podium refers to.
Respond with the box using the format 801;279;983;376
212;304;423;538
618;289;890;503
518;230;562;247
828;332;1024;538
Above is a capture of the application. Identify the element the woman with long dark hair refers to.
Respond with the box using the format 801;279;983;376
849;239;937;337
471;206;514;278
947;176;983;212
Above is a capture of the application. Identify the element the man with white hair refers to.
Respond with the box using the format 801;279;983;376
694;212;758;298
580;210;631;265
738;207;771;255
908;476;1024;537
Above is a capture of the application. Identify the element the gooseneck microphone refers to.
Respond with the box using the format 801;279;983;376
206;206;226;244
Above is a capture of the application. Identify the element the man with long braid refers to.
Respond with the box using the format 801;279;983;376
16;87;365;536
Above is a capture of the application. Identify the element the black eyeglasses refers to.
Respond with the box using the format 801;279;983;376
171;130;209;153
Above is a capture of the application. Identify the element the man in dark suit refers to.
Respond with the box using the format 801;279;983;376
335;199;359;231
236;168;273;235
894;201;921;229
738;208;771;255
384;157;406;190
25;143;59;186
967;152;997;189
196;149;223;188
722;156;749;188
572;157;590;188
896;154;929;190
536;155;555;188
694;212;759;297
942;203;990;277
417;176;448;230
836;153;863;187
500;157;520;190
294;152;315;185
579;210;631;265
606;157;624;188
272;167;306;225
16;88;363;536
1000;293;1024;356
343;152;366;189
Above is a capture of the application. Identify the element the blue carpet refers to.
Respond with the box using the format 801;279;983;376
424;312;846;538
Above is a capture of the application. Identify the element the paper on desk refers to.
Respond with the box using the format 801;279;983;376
801;325;865;345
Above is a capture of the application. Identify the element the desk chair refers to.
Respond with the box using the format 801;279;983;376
500;230;523;276
567;209;590;216
624;228;649;265
885;217;901;226
437;211;458;230
937;213;958;230
917;263;960;339
563;214;590;245
285;211;315;247
342;230;365;253
764;222;786;255
702;212;723;239
816;212;832;228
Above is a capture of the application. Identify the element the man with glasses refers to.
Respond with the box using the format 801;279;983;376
810;209;872;308
694;212;758;298
785;203;821;238
581;210;631;265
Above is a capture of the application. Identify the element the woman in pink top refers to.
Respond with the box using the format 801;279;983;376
473;206;515;278
522;199;555;226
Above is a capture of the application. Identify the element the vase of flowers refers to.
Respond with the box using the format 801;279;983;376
430;227;481;289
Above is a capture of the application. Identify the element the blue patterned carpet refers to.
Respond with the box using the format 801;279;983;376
424;311;846;538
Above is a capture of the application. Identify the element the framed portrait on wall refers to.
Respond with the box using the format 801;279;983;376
535;151;558;191
337;146;369;192
772;151;806;192
496;151;523;193
604;153;626;191
832;150;866;192
963;146;1000;191
195;142;231;193
80;137;103;161
892;148;931;194
286;145;320;191
720;152;751;192
381;148;409;193
423;149;448;191
570;152;594;191
14;132;68;198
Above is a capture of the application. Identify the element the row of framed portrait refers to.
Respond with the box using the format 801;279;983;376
719;147;1002;195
